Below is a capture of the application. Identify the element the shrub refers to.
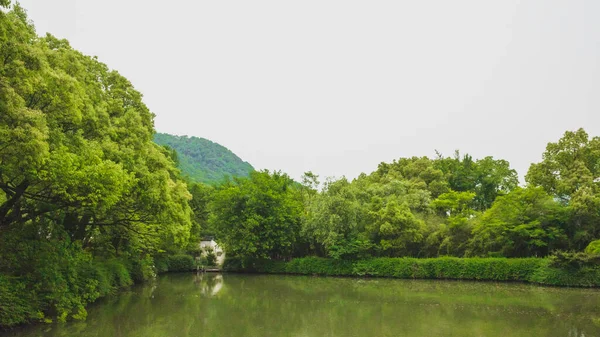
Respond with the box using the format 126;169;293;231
548;251;600;269
128;255;156;283
167;255;195;272
99;259;134;289
206;252;217;266
154;255;170;274
585;240;600;255
0;275;39;327
224;256;600;287
223;256;244;271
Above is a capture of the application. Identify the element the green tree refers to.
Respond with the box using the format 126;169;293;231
0;4;194;325
434;151;518;210
429;191;477;256
209;170;303;260
303;178;370;259
469;187;568;257
526;129;600;248
369;199;424;256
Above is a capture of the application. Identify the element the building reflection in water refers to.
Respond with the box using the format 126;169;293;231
194;272;223;297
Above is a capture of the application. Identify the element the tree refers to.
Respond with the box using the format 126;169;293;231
302;178;370;259
429;191;477;256
0;11;193;251
209;170;303;260
0;4;194;325
526;128;600;248
469;187;568;257
434;151;518;210
369;199;424;256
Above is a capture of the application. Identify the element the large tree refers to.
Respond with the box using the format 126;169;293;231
209;170;303;260
434;151;518;211
526;128;600;248
0;5;192;255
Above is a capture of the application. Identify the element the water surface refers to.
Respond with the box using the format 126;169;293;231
4;273;600;337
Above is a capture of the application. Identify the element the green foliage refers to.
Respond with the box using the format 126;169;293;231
167;255;195;272
210;170;303;260
0;276;39;327
0;2;193;247
154;133;254;185
0;231;138;327
127;255;156;283
0;4;195;328
585;240;600;255
187;183;214;247
526;128;600;248
469;187;569;257
434;152;519;210
154;256;170;274
547;251;600;269
227;257;600;287
3;1;600;328
303;177;367;259
205;252;217;266
530;260;600;287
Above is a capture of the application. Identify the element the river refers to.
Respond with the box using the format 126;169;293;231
3;273;600;337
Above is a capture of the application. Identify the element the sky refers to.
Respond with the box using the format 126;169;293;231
15;0;600;182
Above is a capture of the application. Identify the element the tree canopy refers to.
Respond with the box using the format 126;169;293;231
0;4;195;325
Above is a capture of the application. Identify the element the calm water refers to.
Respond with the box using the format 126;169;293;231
3;273;600;337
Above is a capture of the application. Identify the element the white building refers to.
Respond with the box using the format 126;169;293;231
199;236;225;266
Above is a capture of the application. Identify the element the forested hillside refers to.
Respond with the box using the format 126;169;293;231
154;133;254;184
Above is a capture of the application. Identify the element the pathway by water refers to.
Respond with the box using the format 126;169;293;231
3;273;600;337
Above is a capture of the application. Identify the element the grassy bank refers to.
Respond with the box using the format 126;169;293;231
0;254;200;329
224;256;600;287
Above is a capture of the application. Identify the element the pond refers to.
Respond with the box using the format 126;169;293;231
3;273;600;337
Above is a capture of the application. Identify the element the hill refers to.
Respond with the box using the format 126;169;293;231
154;133;254;184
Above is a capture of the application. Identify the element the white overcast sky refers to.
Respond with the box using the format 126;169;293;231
16;0;600;182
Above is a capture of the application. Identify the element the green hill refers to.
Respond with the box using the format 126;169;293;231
154;133;254;184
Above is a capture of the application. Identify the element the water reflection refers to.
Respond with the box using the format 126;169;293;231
4;273;600;337
194;272;223;297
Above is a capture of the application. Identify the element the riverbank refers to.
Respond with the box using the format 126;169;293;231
224;256;600;287
0;254;204;329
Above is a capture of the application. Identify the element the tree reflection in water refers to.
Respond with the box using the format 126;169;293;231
6;274;600;337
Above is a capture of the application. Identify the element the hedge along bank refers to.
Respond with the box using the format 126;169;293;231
224;256;600;287
0;254;202;329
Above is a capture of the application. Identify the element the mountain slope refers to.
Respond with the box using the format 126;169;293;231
154;133;254;184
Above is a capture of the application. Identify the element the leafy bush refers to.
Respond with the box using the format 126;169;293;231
223;257;244;271
225;257;600;287
154;256;170;274
0;276;39;327
128;255;156;283
0;255;137;328
548;251;600;269
100;259;134;289
167;255;195;272
585;240;600;255
206;252;217;266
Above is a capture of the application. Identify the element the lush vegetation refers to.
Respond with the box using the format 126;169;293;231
2;0;600;330
0;3;200;328
223;257;600;287
205;130;600;287
209;129;600;263
154;133;254;185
